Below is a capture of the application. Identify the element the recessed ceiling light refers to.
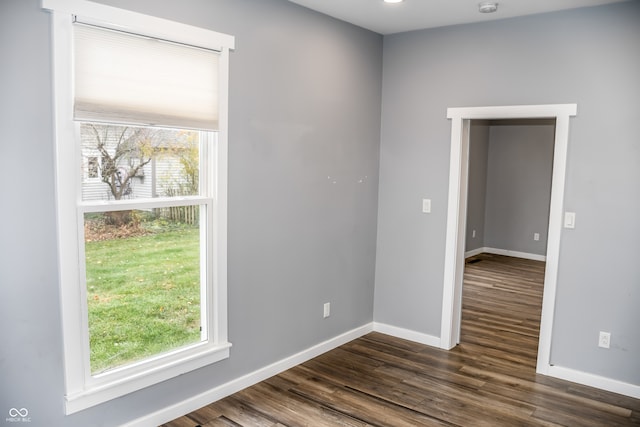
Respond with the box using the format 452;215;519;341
478;2;498;13
384;0;404;4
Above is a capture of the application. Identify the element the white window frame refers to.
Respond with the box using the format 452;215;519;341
44;0;234;414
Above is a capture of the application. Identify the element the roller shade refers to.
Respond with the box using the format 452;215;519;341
73;23;219;130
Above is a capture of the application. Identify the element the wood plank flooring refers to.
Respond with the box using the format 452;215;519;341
163;254;640;426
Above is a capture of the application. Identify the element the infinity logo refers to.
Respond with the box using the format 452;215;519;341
8;408;28;418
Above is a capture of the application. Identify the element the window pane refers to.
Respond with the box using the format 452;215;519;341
84;209;203;374
80;123;200;201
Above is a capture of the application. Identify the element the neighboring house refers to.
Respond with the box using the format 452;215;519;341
80;124;197;202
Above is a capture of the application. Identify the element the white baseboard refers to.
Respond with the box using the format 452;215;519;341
374;322;640;399
373;322;440;348
465;246;546;262
124;323;373;427
464;247;485;258
547;365;640;399
124;321;639;426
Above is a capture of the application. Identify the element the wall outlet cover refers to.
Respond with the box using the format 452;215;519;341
598;331;611;349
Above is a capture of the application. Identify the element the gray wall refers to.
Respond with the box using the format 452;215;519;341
0;0;382;425
467;120;555;256
483;120;555;256
2;0;639;424
375;1;640;385
466;121;490;252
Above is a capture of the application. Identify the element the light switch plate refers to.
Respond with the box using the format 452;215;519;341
422;199;431;214
564;212;576;229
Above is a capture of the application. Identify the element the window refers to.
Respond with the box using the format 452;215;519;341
44;0;234;414
86;156;99;178
81;123;208;375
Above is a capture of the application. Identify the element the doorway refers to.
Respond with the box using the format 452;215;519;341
440;104;577;376
459;118;555;362
465;119;555;263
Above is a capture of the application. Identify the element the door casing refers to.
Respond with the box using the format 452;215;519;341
441;104;577;375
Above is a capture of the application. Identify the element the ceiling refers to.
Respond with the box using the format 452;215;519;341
287;0;626;35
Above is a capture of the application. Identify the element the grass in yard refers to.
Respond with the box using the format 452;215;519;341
85;226;201;374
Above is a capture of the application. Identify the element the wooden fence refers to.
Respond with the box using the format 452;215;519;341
158;186;200;225
155;205;199;225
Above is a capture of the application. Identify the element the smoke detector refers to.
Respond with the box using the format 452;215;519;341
479;2;498;13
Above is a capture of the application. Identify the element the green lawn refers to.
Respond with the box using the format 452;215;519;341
85;227;201;374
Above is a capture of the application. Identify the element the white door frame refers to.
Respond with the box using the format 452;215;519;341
440;104;577;375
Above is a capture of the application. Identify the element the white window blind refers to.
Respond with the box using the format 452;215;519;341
73;23;220;130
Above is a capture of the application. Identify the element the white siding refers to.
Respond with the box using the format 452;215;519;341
80;124;194;201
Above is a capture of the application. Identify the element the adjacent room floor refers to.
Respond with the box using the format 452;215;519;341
164;254;640;426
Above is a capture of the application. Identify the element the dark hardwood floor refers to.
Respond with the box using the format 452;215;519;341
163;254;640;426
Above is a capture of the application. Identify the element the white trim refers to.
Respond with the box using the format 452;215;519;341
446;104;577;121
464;247;546;262
535;112;572;374
45;0;235;414
548;366;640;399
373;323;441;348
42;0;235;51
464;247;485;258
67;344;231;414
51;4;86;398
122;321;639;426
442;104;577;372
123;324;373;427
440;115;467;350
79;196;211;212
213;46;230;347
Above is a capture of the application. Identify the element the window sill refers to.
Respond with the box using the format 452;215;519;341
65;342;231;414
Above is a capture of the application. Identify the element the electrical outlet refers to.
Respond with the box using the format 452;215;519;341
472;229;476;238
534;233;540;241
598;331;611;349
323;302;330;318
